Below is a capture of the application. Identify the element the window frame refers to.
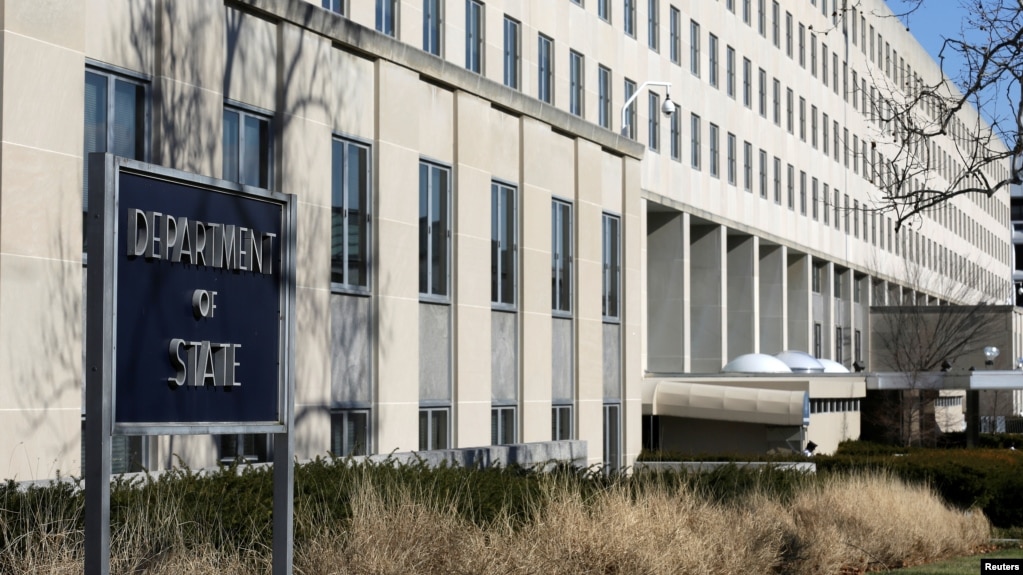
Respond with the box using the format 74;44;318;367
602;213;622;322
538;34;554;104
598;65;613;130
552;404;574;441
491;404;517;445
419;159;453;301
222;101;273;189
465;0;484;73
376;0;398;37
492;180;518;309
331;408;372;456
419;406;451;450
552;198;574;315
503;16;521;89
423;0;443;56
330;135;373;293
569;50;585;117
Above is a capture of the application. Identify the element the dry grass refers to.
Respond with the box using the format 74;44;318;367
0;469;991;574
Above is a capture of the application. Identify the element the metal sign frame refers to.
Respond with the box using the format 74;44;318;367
84;154;296;574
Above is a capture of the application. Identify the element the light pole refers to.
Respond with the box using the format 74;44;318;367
620;81;675;137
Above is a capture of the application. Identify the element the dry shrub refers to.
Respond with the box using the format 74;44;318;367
784;470;990;573
509;481;786;575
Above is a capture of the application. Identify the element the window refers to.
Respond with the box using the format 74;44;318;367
491;405;517;445
223;105;271;188
552;404;573;440
772;78;780;125
648;92;661;150
822;43;829;85
811;105;818;148
822;113;829;155
598;66;612;130
771;1;779;47
569;50;584;117
786;163;794;209
423;0;442;56
690;20;700;76
419;407;449;450
623;78;637;139
709;35;719;88
834;188;840;228
823;183;829;225
743;141;753;192
690;114;701;169
758;0;766;36
603;403;621;472
798;23;805;66
811;177;818;220
419;161;451;298
709;123;720;178
785;11;792;57
625;0;636;36
799;170;806;215
552;199;573;314
538;34;553;104
331;137;371;289
465;1;483;73
492;181;517;306
503;17;521;88
726;132;737;184
758;68;767;116
599;0;610;21
648;0;660;51
220;434;270;463
812;266;821;293
669;7;681;63
742;0;751;24
810;33;816;76
376;0;398;37
835;327;843;364
785;88;793;133
773;156;781;204
813;323;822;357
322;0;345;14
332;410;371;456
742;57;751;108
84;68;148;245
758;148;768;198
602;214;621;320
725;46;735;96
798;96;806;141
670;103;681;161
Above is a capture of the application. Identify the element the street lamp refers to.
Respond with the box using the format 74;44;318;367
620;81;675;137
984;346;1000;367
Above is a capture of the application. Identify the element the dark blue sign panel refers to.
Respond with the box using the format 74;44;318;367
114;171;286;427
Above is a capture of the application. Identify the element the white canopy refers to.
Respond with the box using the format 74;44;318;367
650;381;807;426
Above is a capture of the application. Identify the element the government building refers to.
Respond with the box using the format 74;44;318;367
0;0;1015;481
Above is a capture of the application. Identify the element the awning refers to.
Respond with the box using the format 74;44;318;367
651;381;808;426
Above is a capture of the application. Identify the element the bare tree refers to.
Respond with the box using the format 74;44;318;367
837;0;1022;229
866;257;1003;445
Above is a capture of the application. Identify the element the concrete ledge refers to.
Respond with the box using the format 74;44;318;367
360;440;588;470
634;461;816;473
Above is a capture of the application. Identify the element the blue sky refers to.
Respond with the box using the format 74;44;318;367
887;0;1016;133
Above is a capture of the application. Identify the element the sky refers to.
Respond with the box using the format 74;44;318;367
887;0;1017;135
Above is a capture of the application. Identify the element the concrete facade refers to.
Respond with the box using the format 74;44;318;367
0;0;1014;479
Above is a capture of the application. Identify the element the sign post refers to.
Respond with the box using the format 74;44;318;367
85;154;295;574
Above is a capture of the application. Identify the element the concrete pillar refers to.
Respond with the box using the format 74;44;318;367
727;234;757;357
759;244;787;354
646;210;689;372
691;224;725;372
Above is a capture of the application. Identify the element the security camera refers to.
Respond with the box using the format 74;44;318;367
661;94;676;117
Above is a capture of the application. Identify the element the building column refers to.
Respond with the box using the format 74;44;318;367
759;244;787;354
691;223;725;372
646;209;689;372
787;253;812;354
727;234;758;357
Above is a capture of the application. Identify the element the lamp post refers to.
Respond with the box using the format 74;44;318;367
967;346;1001;447
620;81;675;137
